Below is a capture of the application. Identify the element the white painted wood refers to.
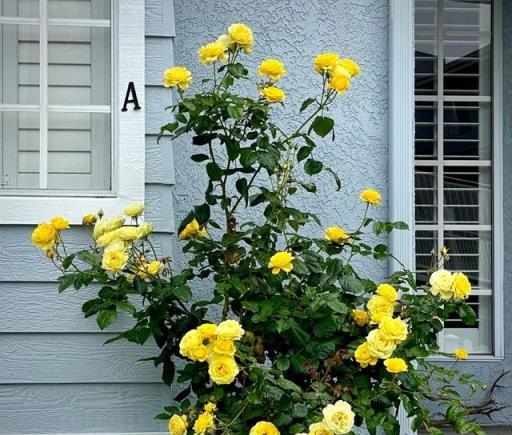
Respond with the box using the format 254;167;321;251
145;0;175;37
39;0;48;188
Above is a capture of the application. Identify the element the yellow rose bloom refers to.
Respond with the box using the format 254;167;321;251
168;414;188;435
208;355;239;384
101;248;128;273
452;272;471;299
352;309;369;327
249;421;280;435
366;295;394;324
217;34;233;50
179;329;210;361
308;422;334;435
384;357;408;374
123;203;144;217
204;402;216;413
137;222;154;239
197;323;217;340
51;216;70;231
179;219;207;240
429;269;454;300
193;411;215;434
258;59;287;80
145;260;162;277
82;213;97;225
268;251;294;274
216;319;245;341
379;316;408;343
366;329;396;359
339;58;361;77
227;23;254;53
376;283;398;303
93;216;125;239
327;65;351;94
313;52;340;74
324;226;350;244
32;223;57;250
198;41;228;64
354;341;378;368
96;230;121;248
163;66;192;90
260;86;285;103
359;188;381;205
211;338;236;356
322;400;355;435
454;347;469;361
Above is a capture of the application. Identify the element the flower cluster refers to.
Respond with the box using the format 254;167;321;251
313;52;360;94
179;218;207;240
429;268;472;300
295;401;355;435
179;320;245;385
32;215;70;254
168;402;217;435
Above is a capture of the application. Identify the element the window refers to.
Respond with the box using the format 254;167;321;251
414;0;501;355
0;0;145;223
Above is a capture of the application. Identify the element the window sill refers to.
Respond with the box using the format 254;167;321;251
428;355;504;363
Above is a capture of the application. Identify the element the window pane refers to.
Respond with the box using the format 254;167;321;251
0;0;39;17
415;102;437;159
48;0;111;19
415;230;438;286
415;166;438;224
415;0;438;95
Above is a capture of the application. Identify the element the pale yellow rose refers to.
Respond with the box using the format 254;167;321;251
51;216;70;231
384;357;408;373
359;188;381;205
249;421;280;435
208;355;239;384
32;223;57;250
193;411;215;434
227;23;254;53
93;215;124;239
198;41;228;64
313;52;340;74
268;251;294;274
452;272;471;299
322;400;355;434
324;226;350;244
203;402;216;413
376;283;398;303
123;203;144;217
454;347;469;360
429;269;454;300
138;260;162;279
217;34;234;50
101;248;128;273
168;414;188;435
339;58;361;77
96;230;121;248
260;86;285;103
379;316;408;343
366;329;396;359
116;226;140;241
258;59;287;80
308;422;334;435
163;66;192;90
216;319;245;341
354;341;378;368
137;222;154;239
366;295;394;324
352;309;369;327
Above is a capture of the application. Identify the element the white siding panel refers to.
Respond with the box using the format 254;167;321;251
19;41;92;64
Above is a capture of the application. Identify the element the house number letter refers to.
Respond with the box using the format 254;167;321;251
121;81;141;111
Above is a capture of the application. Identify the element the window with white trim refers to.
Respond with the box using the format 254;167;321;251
414;0;498;354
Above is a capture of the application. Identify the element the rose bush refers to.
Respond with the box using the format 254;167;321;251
33;23;486;435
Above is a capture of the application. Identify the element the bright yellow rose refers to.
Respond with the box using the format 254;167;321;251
384;357;408;373
379;316;408;343
376;283;398;303
354;341;378;368
260;86;285;103
179;219;207;240
123;203;144;217
452;272;471;299
324;226;349;244
193;411;215;434
82;213;97;225
51;216;70;231
249;421;280;435
258;59;287;80
216;319;245;340
179;329;203;358
313;52;340;74
454;347;469;361
101;248;128;273
163;66;192;90
429;269;454;300
211;338;236;356
268;251;294;274
352;309;369;327
339;58;361;77
366;295;394;324
204;402;216;413
366;329;396;359
208;355;239;384
197;323;217;340
359;188;381;205
308;422;334;435
138;260;161;278
322;400;355;435
32;223;57;250
137;222;154;239
327;65;351;94
217;34;233;50
227;23;254;53
198;41;228;64
168;414;188;435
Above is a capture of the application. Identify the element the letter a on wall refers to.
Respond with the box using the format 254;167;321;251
121;81;141;111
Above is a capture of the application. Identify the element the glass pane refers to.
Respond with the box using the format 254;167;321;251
415;0;438;95
47;25;111;106
443;166;491;225
0;0;39;17
443;101;491;160
415;166;438;224
415;102;437;159
415;230;438;286
0;24;40;104
48;0;111;19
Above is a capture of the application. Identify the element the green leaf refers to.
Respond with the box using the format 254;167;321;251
57;274;77;293
275;357;290;371
227;104;244;119
191;153;210;162
62;254;75;270
300;97;316;113
325;166;342;190
115;300;136;314
227;62;248;78
311;116;334;138
459;304;477;326
304;158;323;176
171;285;193;302
206;162;223;181
97;309;117;330
76;250;100;267
296;146;312;162
292;403;308;418
194;203;211;225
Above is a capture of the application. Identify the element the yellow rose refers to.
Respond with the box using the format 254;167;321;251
452;272;471;299
354;341;378;368
198;41;228;64
116;226;140;241
308;422;334;435
376;283;398;303
249;421;280;435
268;251;294;274
93;216;124;239
163;66;192;90
260;86;285;103
138;260;161;278
203;402;216;413
96;230;121;248
324;226;349;244
179;219;207;240
216;319;245;340
379;317;408;343
227;23;254;53
384;357;408;374
322;400;355;435
101;248;128;273
313;52;340;74
32;223;57;250
179;329;209;361
429;269;454;300
352;309;369;327
217;34;234;50
454;347;468;361
168;414;188;435
51;216;70;231
211;338;236;356
339;58;361;77
366;329;396;359
123;203;144;217
82;213;97;225
208;355;239;384
327;65;351;94
193;411;215;434
359;188;381;205
197;323;217;340
137;222;154;239
366;295;394;324
258;59;287;80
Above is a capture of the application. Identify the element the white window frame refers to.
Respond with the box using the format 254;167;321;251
0;0;145;224
390;0;503;361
